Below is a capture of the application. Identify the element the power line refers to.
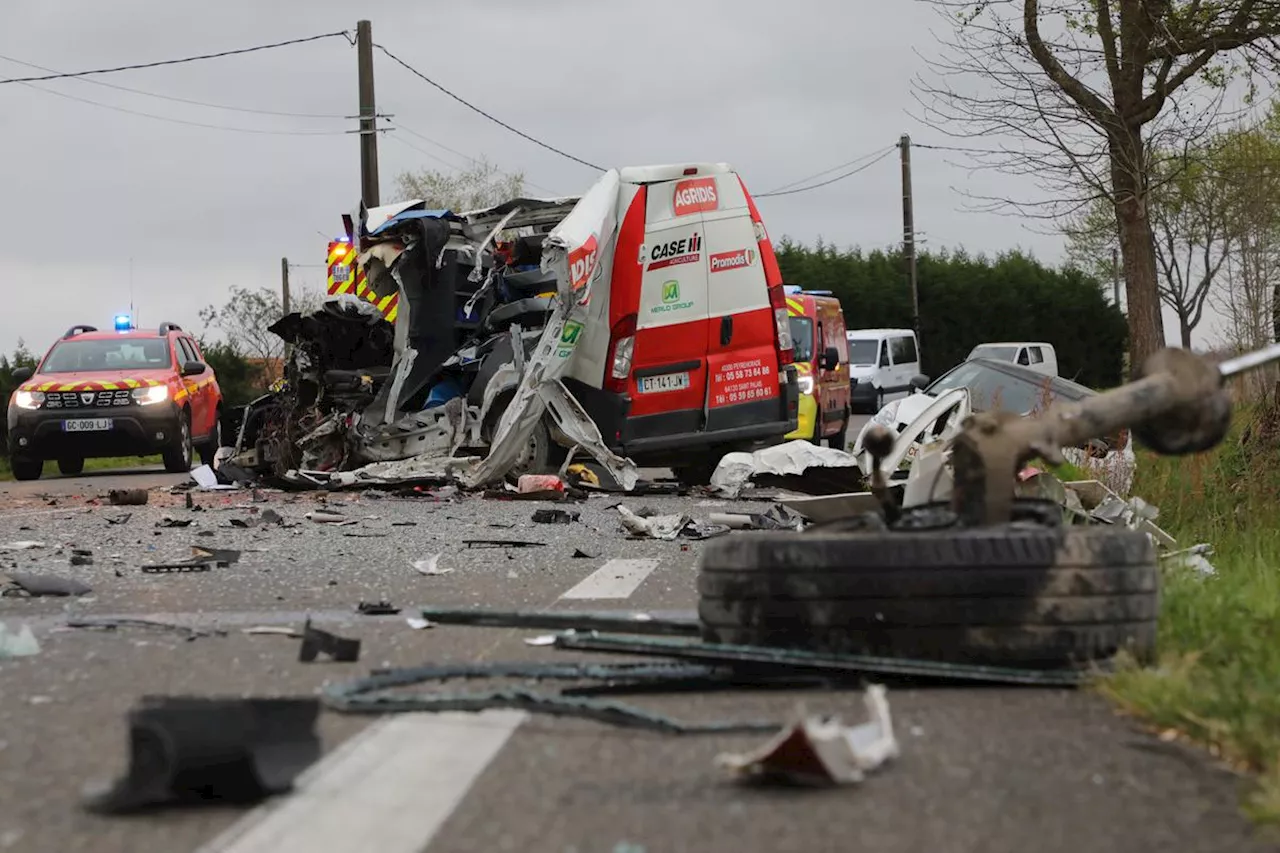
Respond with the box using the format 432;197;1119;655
0;31;351;85
760;145;896;195
19;81;350;135
755;148;897;198
0;52;348;119
374;43;605;171
387;120;564;196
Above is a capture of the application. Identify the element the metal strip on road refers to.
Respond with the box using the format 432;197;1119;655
194;710;526;853
559;558;660;600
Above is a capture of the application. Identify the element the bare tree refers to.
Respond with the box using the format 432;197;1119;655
1064;146;1233;348
199;285;322;364
915;0;1280;371
394;156;526;212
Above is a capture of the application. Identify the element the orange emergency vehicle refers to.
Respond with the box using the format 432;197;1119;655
783;287;852;448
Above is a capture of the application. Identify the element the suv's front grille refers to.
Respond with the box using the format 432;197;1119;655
44;390;134;409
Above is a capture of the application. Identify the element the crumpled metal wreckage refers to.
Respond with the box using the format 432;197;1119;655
228;176;638;491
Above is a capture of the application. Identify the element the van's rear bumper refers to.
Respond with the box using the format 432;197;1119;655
564;366;799;462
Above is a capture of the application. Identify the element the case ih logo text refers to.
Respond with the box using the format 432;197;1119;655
568;235;599;292
709;248;757;273
673;178;719;216
647;232;702;271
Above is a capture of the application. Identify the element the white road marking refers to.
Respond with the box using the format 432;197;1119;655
560;558;660;600
195;710;526;853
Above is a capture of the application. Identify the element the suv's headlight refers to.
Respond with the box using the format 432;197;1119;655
14;390;44;410
798;375;814;395
131;386;169;406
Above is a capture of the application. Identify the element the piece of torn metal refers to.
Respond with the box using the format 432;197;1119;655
189;546;241;567
1161;542;1217;577
0;621;40;658
405;617;435;630
715;685;898;786
550;633;1088;687
190;464;237;491
321;660;776;734
1;572;93;597
415;606;701;636
463;538;545;549
617;505;689;540
707;505;804;532
777;491;883;524
532;508;579;524
65;618;226;641
0;540;45;551
412;553;453;576
298;620;361;662
82;696;321;814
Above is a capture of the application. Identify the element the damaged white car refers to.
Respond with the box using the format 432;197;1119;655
228;163;801;490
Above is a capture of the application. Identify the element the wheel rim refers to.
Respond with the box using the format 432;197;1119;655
181;419;191;464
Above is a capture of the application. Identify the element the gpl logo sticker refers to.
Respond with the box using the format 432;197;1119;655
556;320;585;358
568;235;599;292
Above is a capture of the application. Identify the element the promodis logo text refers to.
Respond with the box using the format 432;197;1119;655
647;232;702;270
709;248;757;273
673;178;718;216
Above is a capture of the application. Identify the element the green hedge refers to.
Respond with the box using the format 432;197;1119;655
775;239;1127;389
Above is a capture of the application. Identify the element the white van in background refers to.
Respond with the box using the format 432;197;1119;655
846;328;921;413
966;342;1059;377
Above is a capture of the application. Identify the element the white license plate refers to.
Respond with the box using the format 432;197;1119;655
63;419;113;433
638;372;691;394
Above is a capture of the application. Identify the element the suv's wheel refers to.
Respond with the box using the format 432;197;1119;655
11;454;42;481
198;412;222;467
697;523;1159;669
163;411;193;473
57;457;84;476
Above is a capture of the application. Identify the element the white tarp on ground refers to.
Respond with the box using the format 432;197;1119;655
710;440;863;497
460;170;639;490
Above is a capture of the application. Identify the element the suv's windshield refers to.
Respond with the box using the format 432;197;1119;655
928;361;1067;414
41;338;172;373
789;317;814;362
846;339;878;365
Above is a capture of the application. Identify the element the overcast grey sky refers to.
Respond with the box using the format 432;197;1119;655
1;0;1123;357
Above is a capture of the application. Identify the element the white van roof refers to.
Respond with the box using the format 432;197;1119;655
846;328;915;338
619;162;734;184
972;341;1053;348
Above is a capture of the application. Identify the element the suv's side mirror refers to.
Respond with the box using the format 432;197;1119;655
909;374;931;391
181;361;207;377
10;367;32;383
820;346;839;370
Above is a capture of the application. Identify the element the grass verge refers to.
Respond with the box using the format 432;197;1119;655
1098;407;1280;825
0;455;163;481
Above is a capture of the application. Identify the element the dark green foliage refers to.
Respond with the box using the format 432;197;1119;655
197;338;266;408
775;239;1128;388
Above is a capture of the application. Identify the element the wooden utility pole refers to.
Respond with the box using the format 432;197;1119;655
281;257;291;315
356;20;380;207
899;134;920;361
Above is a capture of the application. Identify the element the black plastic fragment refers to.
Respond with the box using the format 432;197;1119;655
356;600;400;616
531;509;580;524
463;539;545;549
298;619;361;662
189;546;241;567
140;561;212;574
416;606;701;636
82;696;321;814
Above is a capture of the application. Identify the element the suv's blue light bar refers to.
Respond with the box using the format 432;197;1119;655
113;314;132;332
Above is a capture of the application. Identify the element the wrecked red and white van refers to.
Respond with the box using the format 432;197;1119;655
234;163;799;491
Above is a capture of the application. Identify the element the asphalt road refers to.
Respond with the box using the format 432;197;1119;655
0;466;189;499
0;447;1271;853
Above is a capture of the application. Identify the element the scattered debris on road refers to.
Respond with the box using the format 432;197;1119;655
107;489;149;507
298;620;361;662
416;606;701;637
83;697;321;813
532;508;579;524
716;685;898;786
0;621;40;658
1;572;93;597
0;540;45;551
412;554;453;576
64;618;226;641
356;600;400;616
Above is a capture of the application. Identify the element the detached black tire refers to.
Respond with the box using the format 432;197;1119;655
11;455;42;481
163;411;193;473
697;525;1159;669
57;457;84;476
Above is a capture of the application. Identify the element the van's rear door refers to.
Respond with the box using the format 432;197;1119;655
627;177;712;437
698;174;780;434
